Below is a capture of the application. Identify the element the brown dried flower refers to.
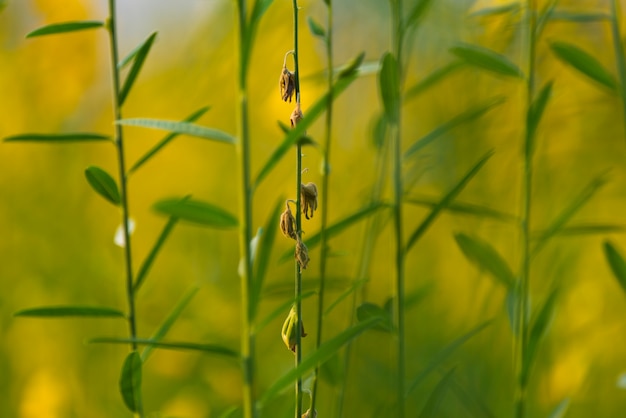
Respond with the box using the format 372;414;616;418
301;182;318;220
290;102;303;128
295;238;310;270
279;66;296;102
281;305;307;353
279;203;297;240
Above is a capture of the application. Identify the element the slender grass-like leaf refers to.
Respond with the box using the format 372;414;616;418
218;406;240;418
119;352;142;413
550;41;618;91
117;119;235;145
549;10;610;22
258;317;382;406
254;71;358;188
470;3;520;17
26;20;104;38
547;223;626;236
406;195;516;222
357;302;393;332
242;0;275;84
406;152;493;252
406;320;492;396
14;306;125;318
324;279;368;315
4;133;110;142
604;241;626;295
154;197;238;228
142;286;199;361
379;52;400;124
404;98;504;159
533;174;607;254
251;198;284;320
91;337;238;357
447;373;497;418
255;291;316;333
84;166;120;206
405;0;433;30
549;398;570;418
521;288;558;386
134;215;179;292
535;0;558;37
307;16;326;39
454;233;515;290
405;61;465;100
450;43;524;78
118;32;157;106
417;368;456;418
526;81;553;155
337;51;366;79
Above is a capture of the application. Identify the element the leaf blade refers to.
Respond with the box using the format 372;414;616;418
119;352;142;413
379;52;400;124
550;41;618;91
450;43;524;78
454;233;515;290
153;197;238;229
604;241;626;295
4;133;110;142
92;337;238;357
14;306;125;318
117;119;235;145
118;32;157;106
85;166;121;206
26;20;104;38
134;215;180;293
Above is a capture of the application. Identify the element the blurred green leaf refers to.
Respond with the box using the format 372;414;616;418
258;317;382;406
118;32;157;106
133;215;179;292
549;10;610;22
337;51;366;79
470;3;520;17
406;152;493;252
307;16;326;39
92;337;238;357
405;61;465;100
404;97;504;160
549;398;570;418
526;81;553;154
26;20;104;38
604;241;626;295
324;279;368;315
254;70;358;188
446;372;497;418
154;197;238;229
549;223;626;236
357;302;393;332
4;133;110;142
218;406;240;418
379;52;400;124
117;119;235;145
242;0;275;83
418;368;455;418
454;233;515;290
406;320;492;396
84;166;120;206
550;41;618;91
450;43;524;78
14;306;125;318
535;0;558;37
119;352;142;413
405;0;433;30
406;195;516;222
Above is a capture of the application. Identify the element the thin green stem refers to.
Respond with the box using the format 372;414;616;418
107;0;143;416
311;0;333;414
610;0;626;139
235;1;255;418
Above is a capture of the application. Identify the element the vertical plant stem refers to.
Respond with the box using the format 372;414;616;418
311;0;333;413
107;0;143;416
610;0;626;139
235;1;255;417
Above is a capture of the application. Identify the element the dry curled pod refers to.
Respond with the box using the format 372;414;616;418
279;66;296;102
279;203;297;240
301;182;318;220
295;238;310;270
290;102;303;128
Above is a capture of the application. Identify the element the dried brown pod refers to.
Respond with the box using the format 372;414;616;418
295;238;310;270
279;66;296;102
290;102;303;128
301;182;318;220
279;202;297;240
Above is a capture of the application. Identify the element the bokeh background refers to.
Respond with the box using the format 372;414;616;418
2;0;626;417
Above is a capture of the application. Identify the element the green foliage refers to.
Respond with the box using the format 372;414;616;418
118;32;157;105
379;52;400;124
117;118;235;144
549;41;618;91
84;165;121;206
4;133;110;142
26;21;104;38
604;241;626;295
153;197;238;228
454;233;515;290
119;352;143;413
14;306;125;318
450;43;524;78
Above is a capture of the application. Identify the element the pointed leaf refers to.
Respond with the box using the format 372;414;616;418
521;288;558;385
604;241;626;295
118;32;157;106
117;119;235;145
553;223;626;236
379;52;400;124
405;61;465;100
324;279;368;315
14;306;125;318
85;166;120;206
337;51;366;79
92;337;238;357
549;398;570;418
549;10;610;22
526;81;553;154
454;233;515;290
406;195;516;222
418;368;456;418
26;20;104;38
307;16;326;39
550;41;617;91
406;152;493;252
405;0;433;30
450;43;524;78
357;302;393;332
4;133;110;142
119;352;142;413
470;3;520;17
154;197;237;228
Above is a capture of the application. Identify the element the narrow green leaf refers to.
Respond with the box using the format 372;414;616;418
521;288;558;386
446;372;497;418
406;320;492;396
337;51;366;79
324;279;368;315
14;306;125;318
255;291;316;333
142;286;199;362
254;72;358;188
218;406;240;418
535;0;558;37
405;61;465;100
85;166;120;206
526;81;553;154
258;317;382;406
134;215;180;293
470;3;520;17
418;368;456;418
406;195;516;222
92;337;238;357
26;20;104;38
549;10;610;22
450;43;524;78
406;152;493;252
379;52;400;124
118;32;157;106
454;233;515;290
154;197;237;229
119;352;142;413
4;133;110;142
357;302;393;332
604;241;626;295
549;398;570;418
405;0;433;30
549;223;626;236
533;174;607;254
550;41;618;91
251;198;285;320
117;119;235;145
404;97;504;160
307;16;326;39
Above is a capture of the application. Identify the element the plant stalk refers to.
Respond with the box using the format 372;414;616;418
610;0;626;140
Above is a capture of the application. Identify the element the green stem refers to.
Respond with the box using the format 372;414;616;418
610;0;626;138
311;0;333;413
106;1;143;416
235;1;255;417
